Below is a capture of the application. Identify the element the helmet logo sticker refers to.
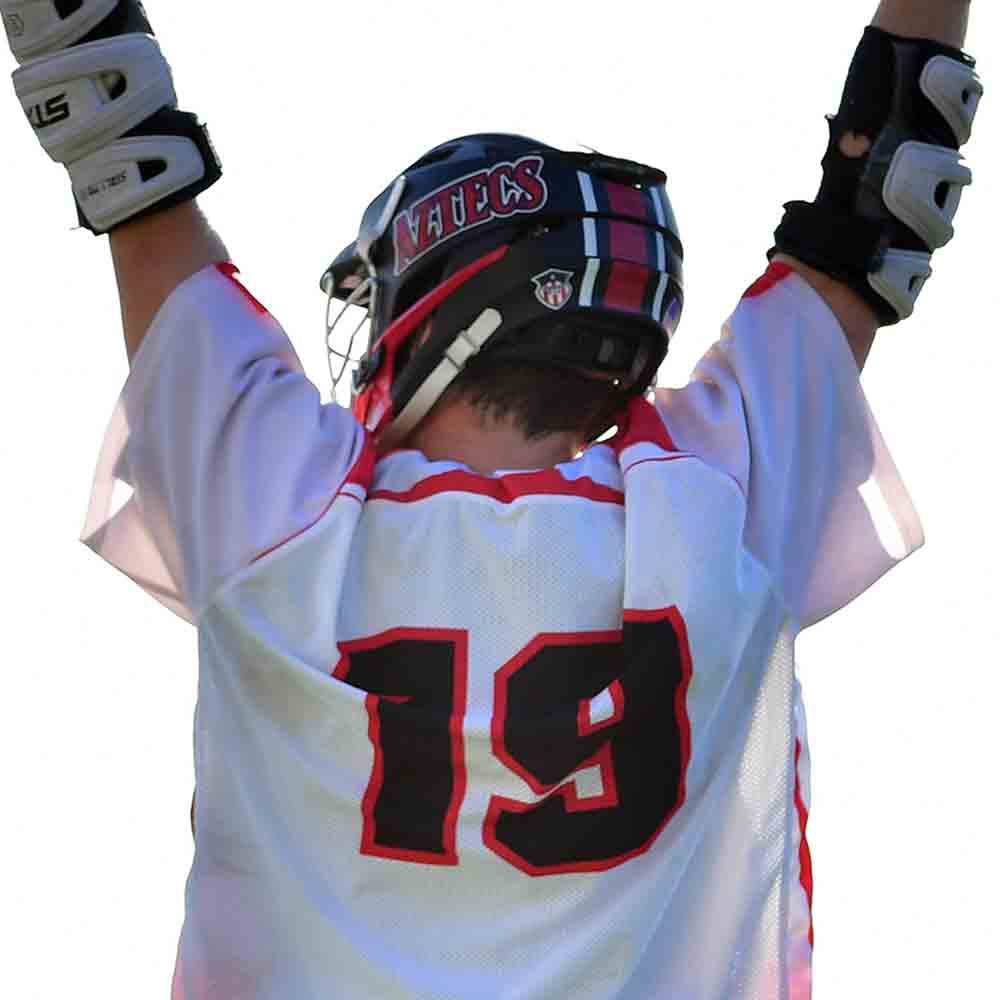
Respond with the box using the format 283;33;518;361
393;155;549;276
532;269;575;311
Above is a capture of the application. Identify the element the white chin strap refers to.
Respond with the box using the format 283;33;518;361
377;308;503;448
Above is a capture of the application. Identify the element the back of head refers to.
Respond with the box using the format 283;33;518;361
321;133;685;448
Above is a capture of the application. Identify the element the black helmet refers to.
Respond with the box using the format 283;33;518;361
321;133;684;446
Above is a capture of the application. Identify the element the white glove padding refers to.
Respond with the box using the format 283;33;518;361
71;125;210;232
4;0;221;234
2;0;119;63
12;33;175;164
769;27;982;325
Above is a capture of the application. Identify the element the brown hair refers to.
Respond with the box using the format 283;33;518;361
439;359;630;443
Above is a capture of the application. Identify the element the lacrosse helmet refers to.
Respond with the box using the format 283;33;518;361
321;133;684;447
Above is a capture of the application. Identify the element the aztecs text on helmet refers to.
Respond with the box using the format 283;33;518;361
393;156;548;276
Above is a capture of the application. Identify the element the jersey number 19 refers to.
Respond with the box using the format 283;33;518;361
335;607;693;876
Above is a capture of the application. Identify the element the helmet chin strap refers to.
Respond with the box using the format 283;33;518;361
378;308;504;448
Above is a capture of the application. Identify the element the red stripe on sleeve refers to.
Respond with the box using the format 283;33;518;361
251;433;374;564
794;738;815;949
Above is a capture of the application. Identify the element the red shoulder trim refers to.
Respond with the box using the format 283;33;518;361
215;262;271;316
251;432;376;564
742;261;794;300
607;396;678;456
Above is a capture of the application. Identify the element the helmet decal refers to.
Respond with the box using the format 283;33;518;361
532;269;575;311
393;155;549;276
321;133;685;441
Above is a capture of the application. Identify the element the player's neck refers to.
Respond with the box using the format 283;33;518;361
402;398;581;475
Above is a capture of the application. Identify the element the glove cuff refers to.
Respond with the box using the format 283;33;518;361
768;201;905;327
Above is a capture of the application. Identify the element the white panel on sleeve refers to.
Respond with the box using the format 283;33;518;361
654;266;924;628
80;264;367;623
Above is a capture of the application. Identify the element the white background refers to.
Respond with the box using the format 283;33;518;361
2;1;997;997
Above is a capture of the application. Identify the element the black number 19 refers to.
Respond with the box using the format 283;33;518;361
334;608;692;875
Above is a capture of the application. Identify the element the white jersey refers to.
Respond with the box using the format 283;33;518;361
82;262;923;999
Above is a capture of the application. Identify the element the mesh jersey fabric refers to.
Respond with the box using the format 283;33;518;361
81;261;923;999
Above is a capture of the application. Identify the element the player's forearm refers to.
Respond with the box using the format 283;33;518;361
110;201;230;362
872;0;971;47
4;1;225;363
771;255;878;371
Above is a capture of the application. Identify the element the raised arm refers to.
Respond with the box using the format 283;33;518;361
3;0;224;361
873;0;970;47
772;0;979;372
111;201;229;362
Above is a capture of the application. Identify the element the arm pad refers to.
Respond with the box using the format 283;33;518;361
5;0;221;234
770;26;983;325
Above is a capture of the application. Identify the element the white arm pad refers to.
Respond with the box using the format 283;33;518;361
5;0;221;233
70;132;208;232
882;141;972;251
921;54;983;148
12;32;175;164
2;0;118;63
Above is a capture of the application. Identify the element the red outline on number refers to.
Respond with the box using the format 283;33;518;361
490;630;622;796
484;617;695;877
487;630;623;839
333;627;468;866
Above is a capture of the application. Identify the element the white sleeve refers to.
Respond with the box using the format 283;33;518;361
654;263;924;628
80;263;368;624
